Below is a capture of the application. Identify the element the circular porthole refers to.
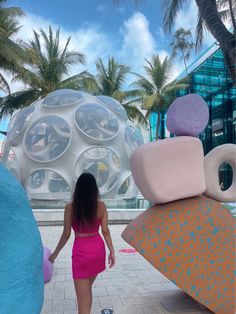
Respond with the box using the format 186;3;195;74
124;125;144;157
25;169;71;199
24;115;71;162
7;106;35;143
75;103;119;141
42;89;84;107
74;147;121;195
97;95;128;119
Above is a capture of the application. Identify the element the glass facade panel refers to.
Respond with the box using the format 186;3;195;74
149;46;235;186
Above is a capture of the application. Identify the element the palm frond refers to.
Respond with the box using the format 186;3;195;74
163;83;188;95
131;73;155;94
0;89;40;117
60;71;96;91
142;94;159;110
0;72;10;93
195;11;206;51
123;103;147;125
13;67;42;89
0;6;24;19
162;0;188;31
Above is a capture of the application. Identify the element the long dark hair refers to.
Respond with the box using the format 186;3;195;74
72;172;99;226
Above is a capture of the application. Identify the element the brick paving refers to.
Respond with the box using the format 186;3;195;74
40;225;211;314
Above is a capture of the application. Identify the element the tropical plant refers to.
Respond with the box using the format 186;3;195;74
170;27;195;77
0;0;26;93
114;0;236;85
0;25;88;117
132;54;187;140
83;56;147;125
162;0;236;85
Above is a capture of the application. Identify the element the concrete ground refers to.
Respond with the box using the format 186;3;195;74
40;225;212;314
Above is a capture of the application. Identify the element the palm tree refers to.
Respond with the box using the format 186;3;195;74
132;54;187;140
0;0;26;93
170;27;195;77
162;0;236;85
114;0;236;84
0;26;88;117
84;56;147;125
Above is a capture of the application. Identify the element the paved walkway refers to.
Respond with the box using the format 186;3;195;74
40;225;211;314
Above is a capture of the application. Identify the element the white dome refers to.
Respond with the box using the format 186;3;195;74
2;89;144;201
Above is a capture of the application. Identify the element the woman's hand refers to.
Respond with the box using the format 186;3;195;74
48;252;57;264
108;251;115;268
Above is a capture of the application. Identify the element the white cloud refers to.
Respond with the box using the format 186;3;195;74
2;10;184;96
3;12;113;93
69;27;113;74
119;13;174;84
120;13;157;72
155;26;165;41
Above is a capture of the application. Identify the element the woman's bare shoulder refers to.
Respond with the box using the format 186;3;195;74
98;201;106;218
65;202;72;211
98;200;105;206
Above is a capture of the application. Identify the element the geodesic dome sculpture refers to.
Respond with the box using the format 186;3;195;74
1;89;144;201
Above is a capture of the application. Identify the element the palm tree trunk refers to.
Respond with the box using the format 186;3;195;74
182;53;191;93
229;0;236;33
183;53;188;77
195;0;236;85
156;109;161;140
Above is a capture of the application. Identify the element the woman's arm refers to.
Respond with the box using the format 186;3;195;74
101;203;115;268
48;203;72;263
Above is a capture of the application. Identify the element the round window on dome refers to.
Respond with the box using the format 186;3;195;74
25;169;71;199
75;147;121;195
124;125;144;157
7;106;35;143
42;89;83;107
97;95;127;119
117;176;130;195
75;103;119;140
24;116;71;162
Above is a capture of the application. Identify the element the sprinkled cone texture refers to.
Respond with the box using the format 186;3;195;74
122;196;235;314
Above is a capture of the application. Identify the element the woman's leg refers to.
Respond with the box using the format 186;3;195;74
74;279;92;314
90;275;97;287
89;275;97;311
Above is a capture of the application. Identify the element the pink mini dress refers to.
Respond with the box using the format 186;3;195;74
71;217;106;279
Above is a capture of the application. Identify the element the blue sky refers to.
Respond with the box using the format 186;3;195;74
1;0;216;139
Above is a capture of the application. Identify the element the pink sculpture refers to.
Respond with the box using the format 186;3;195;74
166;94;209;136
43;247;53;283
130;136;206;204
122;93;236;314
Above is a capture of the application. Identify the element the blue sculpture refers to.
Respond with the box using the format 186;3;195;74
0;164;44;314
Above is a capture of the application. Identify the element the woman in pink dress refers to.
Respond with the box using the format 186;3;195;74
49;173;115;314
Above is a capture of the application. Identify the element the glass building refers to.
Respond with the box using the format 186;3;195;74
149;42;236;189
